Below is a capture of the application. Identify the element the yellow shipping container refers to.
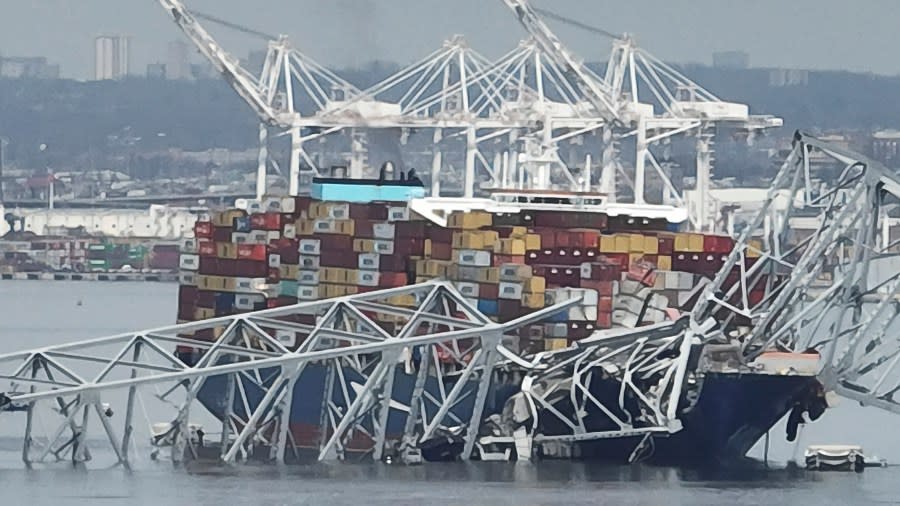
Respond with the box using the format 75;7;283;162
354;239;377;253
495;238;526;256
628;233;645;253
524;233;541;251
476;268;501;284
424;239;432;257
598;235;618;253
747;239;763;258
675;233;704;252
448;211;493;229
545;338;569;351
628;253;643;266
614;234;631;253
522;276;546;294
643;235;659;255
657;255;672;271
415;275;435;283
193;308;215;321
453;231;484;250
295;219;316;236
509;226;528;238
521;293;545;309
387;294;417;307
336;220;355;236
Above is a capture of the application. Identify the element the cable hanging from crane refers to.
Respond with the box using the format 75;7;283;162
533;6;622;40
191;10;278;41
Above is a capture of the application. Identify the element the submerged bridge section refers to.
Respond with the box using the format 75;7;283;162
0;280;701;469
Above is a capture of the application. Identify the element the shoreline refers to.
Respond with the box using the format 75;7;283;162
0;271;178;282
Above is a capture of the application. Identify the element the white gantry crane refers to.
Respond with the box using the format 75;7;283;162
501;0;782;230
159;0;360;197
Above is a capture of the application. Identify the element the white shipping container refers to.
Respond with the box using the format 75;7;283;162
357;270;380;287
297;286;318;300
234;277;265;293
266;231;281;243
275;330;297;348
388;206;410;222
234;293;266;310
297;270;320;285
262;197;282;212
231;232;250;244
373;223;396;239
498;282;523;300
181;238;198;254
280;197;296;214
328;203;350;219
249;231;268;244
179;253;199;271
299;255;320;270
268;253;281;268
282;223;297;239
454;282;479;298
313;219;338;233
463;296;479;309
457;249;492;267
178;272;197;286
665;271;694;291
567;306;598;321
299;239;321;255
499;264;532;281
543;322;569;338
358;253;380;270
374;240;394;255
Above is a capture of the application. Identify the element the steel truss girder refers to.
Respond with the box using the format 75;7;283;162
0;281;581;468
688;131;900;415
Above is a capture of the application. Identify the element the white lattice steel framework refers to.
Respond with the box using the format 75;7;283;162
0;281;586;468
689;132;900;413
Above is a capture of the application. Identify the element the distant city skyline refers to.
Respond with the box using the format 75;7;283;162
2;1;900;80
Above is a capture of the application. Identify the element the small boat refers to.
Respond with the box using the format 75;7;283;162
805;445;871;472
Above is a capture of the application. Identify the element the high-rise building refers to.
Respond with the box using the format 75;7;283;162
94;35;130;80
0;56;60;79
166;40;191;80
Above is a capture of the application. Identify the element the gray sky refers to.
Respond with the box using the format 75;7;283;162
2;0;899;80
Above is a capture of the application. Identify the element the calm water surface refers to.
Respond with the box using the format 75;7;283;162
0;280;898;505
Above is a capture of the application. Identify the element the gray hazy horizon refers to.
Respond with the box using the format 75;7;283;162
2;0;899;80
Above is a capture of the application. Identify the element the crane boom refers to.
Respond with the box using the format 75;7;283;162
158;0;283;127
501;0;620;121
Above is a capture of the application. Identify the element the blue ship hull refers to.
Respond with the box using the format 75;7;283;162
195;364;819;463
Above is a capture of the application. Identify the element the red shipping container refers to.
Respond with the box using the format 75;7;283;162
478;283;500;299
213;226;232;242
194;221;213;238
599;253;630;269
427;227;454;243
263;212;284;231
704;235;734;254
354;220;376;239
177;305;195;321
581;279;615;296
234;259;268;278
178;285;198;305
555;231;573;248
196;290;216;309
492;254;525;266
250;213;267;229
533;229;557;249
315;234;353;251
596;312;613;329
598;296;613;313
378;272;408;287
658;235;675;255
267;267;280;283
430;242;453;261
379;255;409;272
396;221;427;239
394;239;425;256
525;250;541;265
320;251;359;269
198;256;219;275
289;196;312;217
569;229;600;248
237;244;268;261
198;241;216;257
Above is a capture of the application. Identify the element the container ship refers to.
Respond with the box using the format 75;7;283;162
173;170;824;464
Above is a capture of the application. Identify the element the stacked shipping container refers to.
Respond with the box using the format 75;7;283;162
177;196;763;355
